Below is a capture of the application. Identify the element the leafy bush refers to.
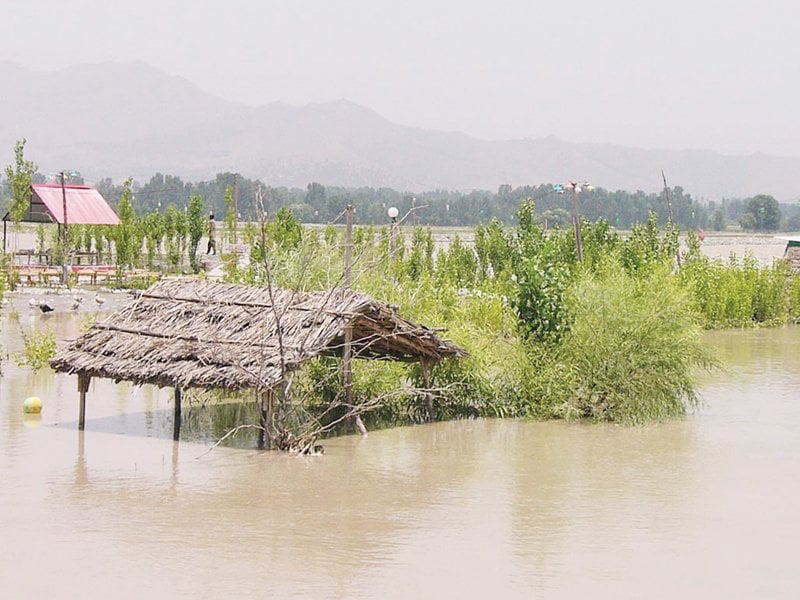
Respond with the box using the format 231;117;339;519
524;263;716;423
514;256;572;345
679;253;789;327
620;213;679;275
787;273;800;321
16;326;57;371
187;199;738;429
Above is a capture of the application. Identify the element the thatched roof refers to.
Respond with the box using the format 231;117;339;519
50;279;466;390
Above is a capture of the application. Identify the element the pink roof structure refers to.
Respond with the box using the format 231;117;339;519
28;184;120;225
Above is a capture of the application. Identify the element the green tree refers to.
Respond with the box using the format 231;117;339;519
224;185;237;245
141;211;164;269
269;206;302;251
4;139;37;224
785;214;800;232
187;194;205;272
404;227;434;280
114;178;137;270
512;201;575;345
745;194;781;231
711;209;725;231
305;182;326;207
436;234;477;287
541;208;571;229
739;212;757;232
163;205;185;269
474;218;513;279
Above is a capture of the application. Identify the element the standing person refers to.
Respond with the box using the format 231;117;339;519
207;213;217;255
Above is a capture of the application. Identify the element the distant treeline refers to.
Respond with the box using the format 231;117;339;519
6;171;800;231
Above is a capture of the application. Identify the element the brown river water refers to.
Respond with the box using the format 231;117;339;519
2;285;800;598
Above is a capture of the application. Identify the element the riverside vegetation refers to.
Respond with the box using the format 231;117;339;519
178;201;795;427
2;141;795;431
7;193;799;428
224;200;800;427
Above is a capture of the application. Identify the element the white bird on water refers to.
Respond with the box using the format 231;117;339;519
94;294;106;305
28;297;39;308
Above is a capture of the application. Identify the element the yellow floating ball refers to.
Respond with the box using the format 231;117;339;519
23;396;42;414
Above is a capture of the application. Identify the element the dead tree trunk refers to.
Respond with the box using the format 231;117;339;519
259;388;275;450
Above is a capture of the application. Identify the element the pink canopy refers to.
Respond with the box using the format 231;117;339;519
30;184;120;225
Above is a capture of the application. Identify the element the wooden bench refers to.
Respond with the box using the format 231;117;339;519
70;252;98;266
15;249;51;266
16;268;40;286
41;268;62;286
74;268;98;285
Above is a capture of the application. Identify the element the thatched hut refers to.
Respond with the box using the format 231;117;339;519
50;278;466;444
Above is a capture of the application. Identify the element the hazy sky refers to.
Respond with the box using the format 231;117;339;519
3;0;799;157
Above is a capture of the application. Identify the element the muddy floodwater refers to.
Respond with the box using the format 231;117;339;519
2;298;800;598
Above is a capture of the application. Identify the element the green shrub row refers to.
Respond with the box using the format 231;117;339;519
216;202;790;427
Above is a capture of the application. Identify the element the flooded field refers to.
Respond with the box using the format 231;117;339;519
429;229;789;265
8;226;790;268
1;296;799;598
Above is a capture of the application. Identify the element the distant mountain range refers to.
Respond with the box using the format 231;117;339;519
2;60;799;201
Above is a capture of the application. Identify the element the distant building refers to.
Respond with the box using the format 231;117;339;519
775;236;800;272
3;183;120;251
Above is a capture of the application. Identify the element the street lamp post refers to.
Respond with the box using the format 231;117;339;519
388;206;399;258
565;182;593;263
59;170;69;284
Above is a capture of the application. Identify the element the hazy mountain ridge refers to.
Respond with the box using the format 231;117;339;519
2;61;799;200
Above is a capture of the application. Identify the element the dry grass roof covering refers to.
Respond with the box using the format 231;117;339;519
50;278;466;390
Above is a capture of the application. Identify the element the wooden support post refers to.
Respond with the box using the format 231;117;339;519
259;389;267;449
343;323;354;410
77;374;90;431
344;204;353;287
173;386;182;441
570;185;584;263
170;436;180;488
260;388;275;450
266;388;275;449
341;206;367;435
60;171;69;285
75;430;88;485
420;358;434;422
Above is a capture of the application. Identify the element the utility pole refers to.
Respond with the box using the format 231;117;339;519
232;173;239;245
388;207;399;258
60;171;69;284
568;183;584;263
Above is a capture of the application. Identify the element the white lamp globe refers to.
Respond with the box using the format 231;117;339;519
387;207;399;219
